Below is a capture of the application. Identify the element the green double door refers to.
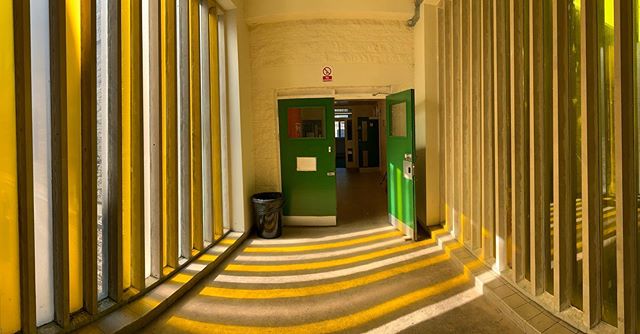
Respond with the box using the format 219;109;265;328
278;98;337;225
278;90;416;236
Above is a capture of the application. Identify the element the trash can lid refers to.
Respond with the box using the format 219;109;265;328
251;192;283;202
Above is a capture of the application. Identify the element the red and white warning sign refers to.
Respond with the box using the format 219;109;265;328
322;66;333;82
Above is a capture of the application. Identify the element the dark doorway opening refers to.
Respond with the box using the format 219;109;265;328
334;100;387;227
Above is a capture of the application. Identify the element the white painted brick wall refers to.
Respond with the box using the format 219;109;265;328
250;19;414;193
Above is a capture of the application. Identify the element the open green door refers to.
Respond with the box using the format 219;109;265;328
386;90;417;240
278;98;336;226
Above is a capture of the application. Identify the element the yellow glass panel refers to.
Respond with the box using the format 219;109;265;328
161;0;178;269
162;0;168;267
67;0;84;312
0;1;21;332
190;0;203;250
209;8;223;240
122;0;132;289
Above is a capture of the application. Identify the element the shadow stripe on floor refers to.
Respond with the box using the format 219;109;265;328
225;239;436;272
163;273;471;334
242;230;405;253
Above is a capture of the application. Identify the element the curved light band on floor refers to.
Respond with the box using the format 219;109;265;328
242;231;404;253
225;239;435;272
234;237;405;263
201;253;450;299
165;273;470;334
365;287;482;334
248;226;396;246
215;242;455;284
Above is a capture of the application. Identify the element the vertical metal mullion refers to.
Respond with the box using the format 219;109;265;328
178;0;191;260
49;0;71;326
438;7;446;233
510;0;529;283
81;0;98;314
493;0;510;273
553;0;577;313
162;0;179;270
216;9;231;233
107;0;123;303
453;0;461;241
130;0;145;291
461;0;471;247
481;0;496;262
613;0;638;330
471;0;482;251
529;0;551;295
189;0;204;252
445;0;452;232
14;0;37;331
149;0;163;280
580;0;603;325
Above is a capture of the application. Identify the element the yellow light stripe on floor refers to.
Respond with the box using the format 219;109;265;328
234;238;406;263
171;273;194;284
219;238;237;246
198;254;219;262
243;231;404;253
202;253;450;299
166;273;470;334
225;239;435;272
249;226;395;246
216;242;448;284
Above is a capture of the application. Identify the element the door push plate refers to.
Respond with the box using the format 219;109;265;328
403;160;414;180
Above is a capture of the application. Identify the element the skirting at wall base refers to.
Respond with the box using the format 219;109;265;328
283;216;337;226
389;214;414;240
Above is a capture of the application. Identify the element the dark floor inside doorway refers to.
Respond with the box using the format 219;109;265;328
336;168;388;227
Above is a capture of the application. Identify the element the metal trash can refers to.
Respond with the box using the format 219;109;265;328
251;192;284;239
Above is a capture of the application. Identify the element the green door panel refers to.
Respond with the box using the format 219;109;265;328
386;90;416;239
278;98;336;217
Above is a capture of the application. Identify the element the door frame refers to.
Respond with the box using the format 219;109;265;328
273;86;408;227
277;98;337;226
274;88;389;194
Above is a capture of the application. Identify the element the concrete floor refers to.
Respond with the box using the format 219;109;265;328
143;169;522;333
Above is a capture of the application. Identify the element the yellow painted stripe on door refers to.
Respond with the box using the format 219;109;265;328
202;253;450;299
243;231;404;253
226;239;435;272
166;273;469;334
67;0;84;312
0;1;21;331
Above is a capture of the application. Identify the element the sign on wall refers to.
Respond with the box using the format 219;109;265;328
322;66;333;82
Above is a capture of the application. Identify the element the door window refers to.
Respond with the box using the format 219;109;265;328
288;107;325;138
390;102;407;137
334;120;346;138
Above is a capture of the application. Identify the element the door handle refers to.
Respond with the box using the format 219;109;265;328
327;171;336;177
